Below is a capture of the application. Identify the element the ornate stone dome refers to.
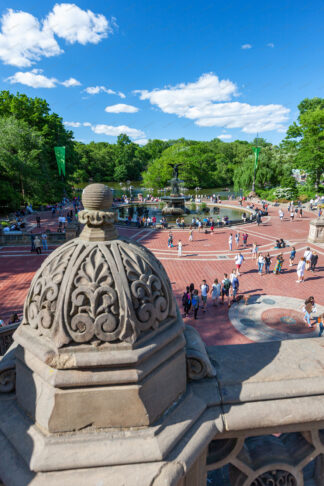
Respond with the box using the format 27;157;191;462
22;184;177;348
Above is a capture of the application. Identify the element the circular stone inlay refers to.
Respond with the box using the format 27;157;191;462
262;298;276;305
261;309;313;334
240;318;256;328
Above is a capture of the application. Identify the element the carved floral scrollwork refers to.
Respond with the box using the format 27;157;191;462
78;209;116;226
119;244;170;334
24;244;75;338
252;470;297;486
23;234;177;347
67;247;120;343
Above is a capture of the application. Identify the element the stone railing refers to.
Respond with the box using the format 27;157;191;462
0;323;19;356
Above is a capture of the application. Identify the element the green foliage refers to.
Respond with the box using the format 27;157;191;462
190;202;196;211
1;90;323;213
0;90;74;210
286;97;324;188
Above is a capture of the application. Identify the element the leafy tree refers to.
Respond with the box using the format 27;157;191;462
0;116;43;207
286;97;324;188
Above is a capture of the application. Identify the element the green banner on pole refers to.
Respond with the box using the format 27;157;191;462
54;146;66;176
252;146;261;169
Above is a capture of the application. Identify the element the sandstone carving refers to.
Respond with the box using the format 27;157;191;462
184;325;216;380
22;184;176;347
0;343;17;393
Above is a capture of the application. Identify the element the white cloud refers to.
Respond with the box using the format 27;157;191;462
135;74;238;117
134;138;149;145
83;122;92;127
134;72;289;133
267;42;275;48
61;77;81;87
217;134;232;140
0;5;114;67
241;44;252;49
6;69;81;88
84;86;125;98
0;9;61;67
105;104;139;113
64;121;81;127
44;4;114;45
6;70;57;88
194;102;289;133
91;123;145;139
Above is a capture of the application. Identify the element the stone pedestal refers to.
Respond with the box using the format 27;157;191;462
14;317;186;432
308;216;324;243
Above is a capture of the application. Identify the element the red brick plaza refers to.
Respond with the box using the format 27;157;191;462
1;202;323;346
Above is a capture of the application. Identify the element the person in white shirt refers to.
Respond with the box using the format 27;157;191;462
200;280;209;312
211;279;221;306
228;234;233;251
178;240;182;257
235;232;240;248
296;257;306;283
257;253;265;275
279;209;284;221
234;253;244;275
304;247;312;271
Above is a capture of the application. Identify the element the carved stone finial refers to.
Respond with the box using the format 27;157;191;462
78;183;118;241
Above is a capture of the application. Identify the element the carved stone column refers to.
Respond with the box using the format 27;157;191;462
308;216;324;243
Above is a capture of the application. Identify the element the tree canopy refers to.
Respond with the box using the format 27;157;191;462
0;91;323;212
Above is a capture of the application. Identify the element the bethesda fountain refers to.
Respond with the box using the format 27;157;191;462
161;163;190;216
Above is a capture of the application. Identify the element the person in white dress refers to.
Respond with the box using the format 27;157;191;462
296;257;306;283
178;240;182;257
228;234;233;251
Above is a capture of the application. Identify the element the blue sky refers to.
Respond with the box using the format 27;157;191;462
0;0;323;145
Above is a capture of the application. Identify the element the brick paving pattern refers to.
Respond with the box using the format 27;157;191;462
1;202;323;345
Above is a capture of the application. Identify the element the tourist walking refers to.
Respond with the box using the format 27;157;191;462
303;297;316;327
279;209;284;222
41;232;48;251
310;251;318;272
257;253;265;275
304;247;312;271
200;280;209;312
231;274;239;302
168;232;173;248
289;247;296;266
299;208;303;218
221;274;231;307
290;208;295;221
192;290;200;319
229;233;233;251
36;215;41;228
211;279;221;306
182;286;191;317
242;233;248;248
265;253;272;273
189;229;193;242
178;240;182;257
296;257;306;283
235;232;240;248
273;254;284;274
251;242;258;260
234;252;244;275
30;234;35;252
34;236;42;254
